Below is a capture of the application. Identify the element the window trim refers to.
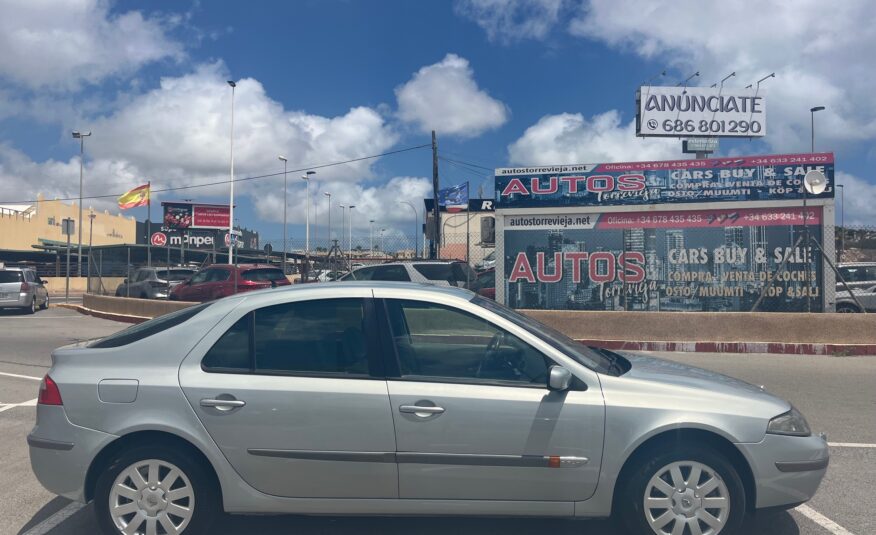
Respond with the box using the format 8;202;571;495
375;298;555;389
201;297;385;380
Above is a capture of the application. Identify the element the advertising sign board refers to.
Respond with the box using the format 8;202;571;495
495;153;834;209
162;202;231;230
503;206;823;313
636;86;766;137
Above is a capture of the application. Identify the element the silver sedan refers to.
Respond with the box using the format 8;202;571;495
28;282;828;535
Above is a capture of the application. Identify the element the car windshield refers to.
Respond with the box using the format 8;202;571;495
471;295;613;373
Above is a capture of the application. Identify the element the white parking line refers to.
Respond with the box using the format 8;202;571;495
0;370;42;381
796;504;857;535
829;442;876;449
21;502;85;535
0;398;37;413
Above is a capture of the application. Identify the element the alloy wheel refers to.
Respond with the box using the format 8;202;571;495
643;460;730;535
109;459;194;535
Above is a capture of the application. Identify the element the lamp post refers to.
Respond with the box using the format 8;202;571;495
227;80;236;264
837;183;845;262
72;130;91;276
398;201;418;258
348;205;356;261
301;171;316;257
380;228;386;258
339;204;347;253
369;219;375;258
810;106;825;152
87;210;95;293
323;192;332;247
279;156;288;274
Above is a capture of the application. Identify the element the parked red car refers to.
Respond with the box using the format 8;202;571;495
170;264;290;302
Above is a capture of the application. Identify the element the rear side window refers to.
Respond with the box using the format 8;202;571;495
242;269;286;282
413;264;455;281
201;299;372;377
371;265;410;282
0;271;23;283
89;304;209;348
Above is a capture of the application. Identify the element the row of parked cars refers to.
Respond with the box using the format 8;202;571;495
115;260;498;303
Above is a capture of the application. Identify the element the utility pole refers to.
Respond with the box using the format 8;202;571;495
430;130;440;259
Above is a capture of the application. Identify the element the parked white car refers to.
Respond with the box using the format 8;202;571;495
835;284;876;312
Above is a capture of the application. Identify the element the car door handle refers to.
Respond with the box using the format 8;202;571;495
399;405;445;415
200;398;246;411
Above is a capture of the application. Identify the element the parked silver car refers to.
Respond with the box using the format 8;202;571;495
115;267;197;299
0;266;49;313
28;283;827;535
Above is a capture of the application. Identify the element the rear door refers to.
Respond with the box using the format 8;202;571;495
376;296;605;502
0;270;23;304
179;291;398;498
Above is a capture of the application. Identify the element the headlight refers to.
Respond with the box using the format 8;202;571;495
767;407;811;437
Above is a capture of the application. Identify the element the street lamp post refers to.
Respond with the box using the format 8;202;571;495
398;201;418;258
323;192;332;247
380;228;386;258
279;156;288;274
87;210;95;293
837;183;845;262
301;171;316;257
72;130;91;276
227;80;236;264
369;219;375;258
810;106;825;152
348;205;356;262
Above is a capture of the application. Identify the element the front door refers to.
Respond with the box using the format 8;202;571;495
179;292;398;498
378;297;605;502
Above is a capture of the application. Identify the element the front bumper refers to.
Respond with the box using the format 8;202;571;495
28;404;116;502
736;433;829;509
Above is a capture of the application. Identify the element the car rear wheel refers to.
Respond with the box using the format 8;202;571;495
616;446;745;535
94;445;218;535
40;294;49;310
836;304;860;313
25;297;36;314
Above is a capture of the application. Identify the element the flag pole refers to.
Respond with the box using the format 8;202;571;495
147;181;152;268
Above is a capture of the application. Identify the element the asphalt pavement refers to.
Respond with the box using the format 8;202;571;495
1;307;873;535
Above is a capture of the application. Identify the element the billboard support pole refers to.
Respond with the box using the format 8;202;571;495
146;181;151;268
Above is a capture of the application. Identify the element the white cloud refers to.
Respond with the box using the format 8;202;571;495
508;110;677;165
0;62;404;229
395;54;509;137
454;0;564;43
836;171;876;226
569;0;876;153
0;0;184;89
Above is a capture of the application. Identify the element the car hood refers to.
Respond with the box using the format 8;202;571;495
616;352;789;411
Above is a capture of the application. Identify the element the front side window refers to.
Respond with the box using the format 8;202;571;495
207;269;231;282
189;271;209;285
384;299;548;385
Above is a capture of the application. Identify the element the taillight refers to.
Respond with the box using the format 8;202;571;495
38;375;63;406
20;281;30;292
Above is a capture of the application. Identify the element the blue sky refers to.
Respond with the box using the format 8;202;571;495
1;0;874;248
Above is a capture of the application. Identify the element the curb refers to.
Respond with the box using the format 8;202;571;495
578;339;876;356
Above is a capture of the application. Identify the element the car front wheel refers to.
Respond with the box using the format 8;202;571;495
617;446;745;535
94;445;218;535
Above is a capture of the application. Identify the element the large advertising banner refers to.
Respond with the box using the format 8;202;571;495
162;202;231;230
495;153;834;209
636;86;766;138
503;206;823;313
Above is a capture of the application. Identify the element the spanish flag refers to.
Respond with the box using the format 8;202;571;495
118;184;150;210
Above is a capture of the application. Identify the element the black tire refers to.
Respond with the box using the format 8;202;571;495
615;446;745;535
836;303;860;313
25;297;36;314
40;295;49;310
94;444;219;535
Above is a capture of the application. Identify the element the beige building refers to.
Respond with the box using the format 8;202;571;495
0;193;137;252
439;210;495;266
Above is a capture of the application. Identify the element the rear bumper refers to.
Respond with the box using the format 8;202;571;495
28;405;117;502
0;293;29;307
736;433;829;509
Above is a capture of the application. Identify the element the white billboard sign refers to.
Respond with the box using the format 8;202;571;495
637;86;766;138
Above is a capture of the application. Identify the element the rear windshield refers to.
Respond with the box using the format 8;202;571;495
89;304;210;348
413;264;464;282
242;269;286;282
0;271;23;283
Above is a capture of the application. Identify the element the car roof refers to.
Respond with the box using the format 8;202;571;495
838;262;876;267
235;280;475;302
370;260;463;266
0;267;31;271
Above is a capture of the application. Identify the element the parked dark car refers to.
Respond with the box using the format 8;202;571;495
476;267;495;299
170;264;290;302
115;267;197;299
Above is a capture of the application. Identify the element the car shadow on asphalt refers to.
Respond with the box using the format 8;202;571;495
18;502;802;535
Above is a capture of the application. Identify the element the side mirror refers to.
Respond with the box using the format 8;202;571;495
548;365;572;391
123;278;128;284
38;279;47;285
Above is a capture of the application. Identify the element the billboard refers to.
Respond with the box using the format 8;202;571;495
503;206;823;313
496;153;834;209
636;86;766;137
162;202;231;230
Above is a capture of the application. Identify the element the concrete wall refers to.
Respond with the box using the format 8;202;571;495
82;294;198;320
42;277;125;294
523;310;876;345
